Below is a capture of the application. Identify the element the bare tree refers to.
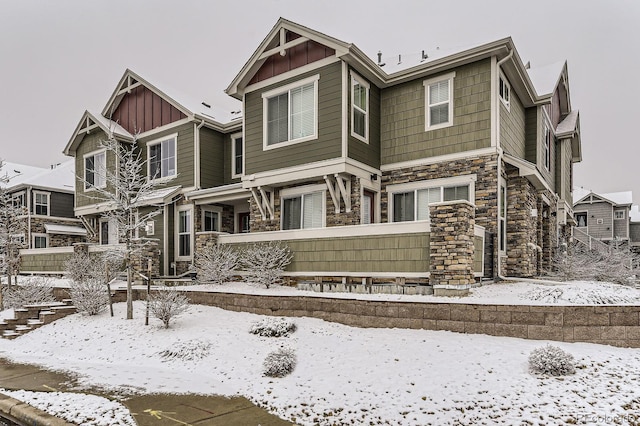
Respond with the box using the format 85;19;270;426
241;241;293;288
147;289;190;328
0;160;27;289
83;134;163;319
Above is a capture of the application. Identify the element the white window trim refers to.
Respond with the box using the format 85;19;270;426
499;73;510;110
574;211;588;228
231;132;244;179
280;183;326;230
176;205;194;261
32;233;48;249
262;74;320;151
202;206;223;232
33;191;50;216
386;175;476;223
350;71;369;143
614;210;626;220
83;148;107;191
146;133;178;182
543;123;551;171
360;185;379;224
423;71;456;131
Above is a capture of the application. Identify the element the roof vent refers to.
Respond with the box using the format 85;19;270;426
397;54;402;65
377;51;385;67
420;50;428;62
201;102;211;108
525;61;531;69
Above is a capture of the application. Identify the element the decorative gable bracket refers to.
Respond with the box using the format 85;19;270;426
324;174;351;213
258;28;310;60
250;186;275;220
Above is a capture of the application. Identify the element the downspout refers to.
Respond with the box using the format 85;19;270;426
495;50;513;280
27;186;32;248
194;119;205;190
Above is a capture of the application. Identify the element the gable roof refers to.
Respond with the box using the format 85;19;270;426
1;161;48;188
63;110;133;156
573;188;633;207
527;61;565;97
1;160;75;193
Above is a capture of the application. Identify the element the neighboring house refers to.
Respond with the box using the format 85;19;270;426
573;188;639;247
1;161;85;248
62;18;582;284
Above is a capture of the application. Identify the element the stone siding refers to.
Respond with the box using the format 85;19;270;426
30;217;86;248
429;202;475;296
506;168;538;277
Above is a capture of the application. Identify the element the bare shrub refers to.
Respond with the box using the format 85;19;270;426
241;242;292;288
158;339;211;361
195;244;238;285
263;346;297;377
147;289;190;328
250;317;296;337
65;252;122;315
2;277;55;309
528;344;575;376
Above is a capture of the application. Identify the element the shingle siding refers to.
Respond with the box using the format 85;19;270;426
500;89;526;158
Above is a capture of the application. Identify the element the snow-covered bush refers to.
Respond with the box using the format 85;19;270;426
250;317;297;337
158;339;212;361
241;242;292;288
65;251;120;315
2;277;55;309
528;344;575;376
147;289;190;328
195;244;238;285
263;346;297;377
69;278;109;316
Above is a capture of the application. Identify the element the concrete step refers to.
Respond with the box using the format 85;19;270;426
3;330;20;339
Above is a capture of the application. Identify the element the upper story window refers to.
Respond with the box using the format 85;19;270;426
499;74;510;109
281;184;325;230
351;73;369;142
424;72;455;131
575;212;587;228
262;75;319;150
148;135;177;180
34;191;49;216
12;192;25;210
231;133;244;178
84;150;106;190
543;125;551;171
614;210;626;220
389;177;473;223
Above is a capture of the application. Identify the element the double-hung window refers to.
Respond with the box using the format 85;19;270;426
177;206;193;259
351;73;369;142
84;150;106;190
231;133;244;178
263;75;318;149
34;192;49;216
148;135;177;180
424;72;455;130
389;178;473;223
543;125;551;171
499;74;510;109
281;187;324;230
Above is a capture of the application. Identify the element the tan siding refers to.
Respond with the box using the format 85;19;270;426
244;62;343;174
500;89;526;158
380;59;492;165
199;127;225;188
139;123;195;188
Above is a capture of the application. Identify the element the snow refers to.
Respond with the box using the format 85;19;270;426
573;188;634;207
556;109;579;135
1;280;640;424
0;160;75;192
526;61;565;96
631;205;640;223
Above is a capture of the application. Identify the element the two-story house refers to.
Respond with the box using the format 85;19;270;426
2;161;85;249
572;188;634;247
62;18;582;289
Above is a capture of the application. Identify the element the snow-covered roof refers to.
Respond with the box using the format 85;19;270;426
630;206;640;223
135;185;182;206
526;61;565;96
556;110;579;135
44;223;87;236
1;160;75;192
573;188;633;206
90;111;133;140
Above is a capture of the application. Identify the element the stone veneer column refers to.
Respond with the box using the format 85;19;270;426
506;174;538;277
131;238;160;277
195;232;219;254
430;201;476;296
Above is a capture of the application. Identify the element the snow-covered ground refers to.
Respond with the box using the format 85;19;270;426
1;280;640;425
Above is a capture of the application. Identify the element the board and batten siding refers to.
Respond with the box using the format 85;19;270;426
199;127;226;188
348;70;381;169
139;123;195;189
243;62;343;175
500;89;526;158
74;131;116;209
380;59;492;165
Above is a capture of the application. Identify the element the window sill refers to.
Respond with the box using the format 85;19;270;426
263;134;317;151
425;121;453;132
351;132;369;144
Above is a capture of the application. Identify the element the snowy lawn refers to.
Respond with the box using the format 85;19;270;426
1;279;640;424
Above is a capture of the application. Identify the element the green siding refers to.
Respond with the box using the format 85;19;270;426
20;251;74;272
244;62;343;174
222;133;242;185
500;90;526;158
524;108;537;163
348;71;381;168
380;59;492;164
199;127;225;188
538;113;556;189
225;233;430;274
139;123;195;189
74;131;116;208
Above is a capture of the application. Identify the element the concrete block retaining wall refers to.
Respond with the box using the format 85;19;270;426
59;287;640;348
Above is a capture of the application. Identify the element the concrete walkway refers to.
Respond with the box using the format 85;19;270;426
0;358;291;425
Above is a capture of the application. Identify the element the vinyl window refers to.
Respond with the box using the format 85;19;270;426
614;210;626;220
424;72;455;130
499;74;510;109
33;233;48;249
177;206;193;259
84;150;106;190
391;183;470;223
34;192;49;216
351;73;369;142
282;191;324;230
148;136;177;180
231;133;244;178
202;207;221;232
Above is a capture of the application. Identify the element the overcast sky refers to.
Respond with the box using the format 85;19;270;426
1;0;638;203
